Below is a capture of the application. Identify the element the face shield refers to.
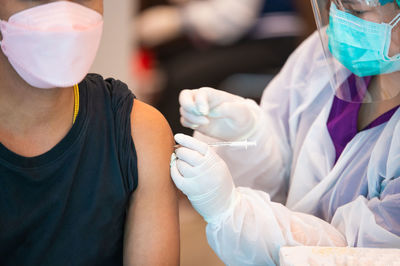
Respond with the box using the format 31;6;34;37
0;1;103;89
311;0;400;103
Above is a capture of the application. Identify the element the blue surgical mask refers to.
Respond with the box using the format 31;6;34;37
327;2;400;77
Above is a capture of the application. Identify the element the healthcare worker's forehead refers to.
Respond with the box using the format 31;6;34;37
0;0;104;20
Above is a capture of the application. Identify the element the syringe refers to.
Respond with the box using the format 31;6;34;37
174;140;256;149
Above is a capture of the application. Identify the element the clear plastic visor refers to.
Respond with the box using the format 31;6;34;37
311;0;400;103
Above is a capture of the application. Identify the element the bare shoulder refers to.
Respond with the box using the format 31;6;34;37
130;99;174;187
131;99;172;139
131;99;174;148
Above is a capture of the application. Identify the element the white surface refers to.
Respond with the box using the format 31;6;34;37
280;247;400;266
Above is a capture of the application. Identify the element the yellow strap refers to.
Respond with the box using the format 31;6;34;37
73;84;79;124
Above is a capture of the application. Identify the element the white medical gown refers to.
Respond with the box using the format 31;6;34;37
196;31;400;265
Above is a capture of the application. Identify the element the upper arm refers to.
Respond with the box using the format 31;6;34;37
123;99;179;266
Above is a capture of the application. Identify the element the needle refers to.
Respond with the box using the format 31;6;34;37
174;140;256;149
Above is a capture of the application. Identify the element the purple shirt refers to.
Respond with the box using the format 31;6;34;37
327;74;400;162
314;74;400;229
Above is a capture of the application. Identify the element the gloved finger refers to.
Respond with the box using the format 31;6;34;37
208;102;243;119
174;133;208;155
180;117;199;129
170;153;186;189
175;146;206;167
200;87;240;110
180;107;210;125
194;88;210;115
176;159;198;177
179;89;199;115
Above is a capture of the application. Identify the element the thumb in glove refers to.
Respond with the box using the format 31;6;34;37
170;133;238;223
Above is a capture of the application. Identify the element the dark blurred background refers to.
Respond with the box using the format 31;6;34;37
133;0;316;136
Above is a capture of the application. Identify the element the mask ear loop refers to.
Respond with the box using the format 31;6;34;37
389;13;400;27
385;13;400;61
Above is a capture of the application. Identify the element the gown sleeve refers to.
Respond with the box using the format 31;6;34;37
206;187;346;265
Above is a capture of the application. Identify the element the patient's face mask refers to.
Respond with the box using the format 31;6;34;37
0;1;103;89
311;0;400;102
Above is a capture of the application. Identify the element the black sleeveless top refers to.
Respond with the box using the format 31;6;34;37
0;74;138;266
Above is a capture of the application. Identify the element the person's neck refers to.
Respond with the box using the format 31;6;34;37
358;72;400;130
370;72;400;102
0;56;74;129
0;52;74;156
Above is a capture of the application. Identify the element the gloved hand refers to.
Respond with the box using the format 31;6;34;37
170;133;238;223
179;87;261;141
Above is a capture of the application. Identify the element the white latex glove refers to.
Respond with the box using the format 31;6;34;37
136;6;183;48
170;133;238;223
179;87;261;141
